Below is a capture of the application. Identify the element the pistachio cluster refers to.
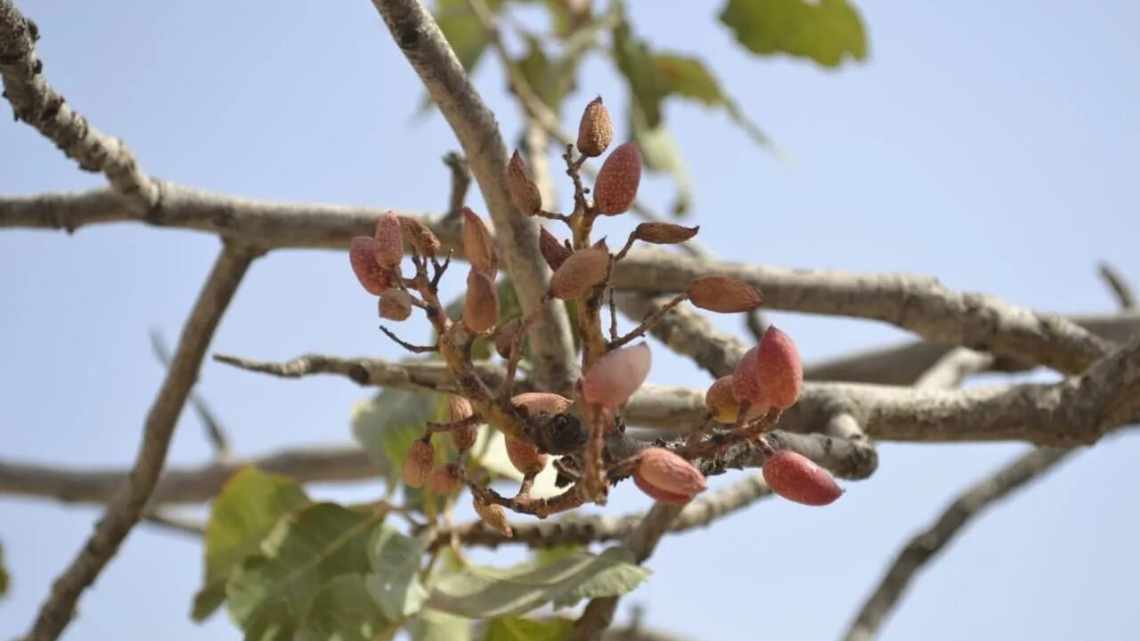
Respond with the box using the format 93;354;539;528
347;96;840;536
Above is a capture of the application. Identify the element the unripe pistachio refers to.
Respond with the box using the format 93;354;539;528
581;342;651;408
550;247;609;299
377;289;413;321
473;496;512;537
763;449;842;506
403;439;434;488
732;326;803;412
506;150;542;215
399;216;441;257
687;276;762;313
576;96;614;158
428;463;464;495
463;269;499;333
594;142;641;215
539;227;572;272
350;237;394;295
461;207;497;278
633;469;693;504
373;212;404;269
633;447;707;503
493;318;523;359
511;392;573;416
705;375;739;423
447;395;477;452
632;222;700;245
505;436;548;476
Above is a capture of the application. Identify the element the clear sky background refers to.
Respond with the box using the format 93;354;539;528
2;1;1139;640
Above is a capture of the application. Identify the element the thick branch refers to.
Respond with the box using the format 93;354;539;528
805;312;1140;385
0;1;158;209
214;344;1140;445
613;249;1108;374
0;185;450;250
371;0;576;393
22;242;258;641
0;445;375;506
840;447;1073;641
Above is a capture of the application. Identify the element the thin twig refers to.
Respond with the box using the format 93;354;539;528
609;293;688;349
840;447;1074;641
442;151;470;218
22;242;259;641
150;330;230;458
1098;261;1136;310
142;511;206;538
379;325;439;353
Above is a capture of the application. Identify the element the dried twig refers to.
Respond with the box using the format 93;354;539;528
1098;261;1136;310
150;331;230;458
840;447;1074;641
22;242;258;641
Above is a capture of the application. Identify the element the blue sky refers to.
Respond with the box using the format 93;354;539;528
2;1;1139;640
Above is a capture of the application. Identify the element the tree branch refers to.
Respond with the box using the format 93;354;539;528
840;447;1074;641
21;242;258;641
370;0;577;394
214;339;1140;446
613;249;1109;374
0;185;450;250
0;1;158;209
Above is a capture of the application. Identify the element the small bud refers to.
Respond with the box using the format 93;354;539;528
505;436;548;476
581;342;651;408
378;289;413;321
506;150;542;215
763;450;842;506
350;236;394;295
403;439;434;488
594;142;641;215
463;269;499;333
632;222;700;245
473;496;512;537
399;216;441;257
705;375;739;424
461;207;497;278
447;395;477;452
733;326;803;412
428;463;464;495
373;212;404;269
493;318;523;359
633;447;707;504
687;276;762;313
539;227;572;272
550;247;610;299
576;96;614;158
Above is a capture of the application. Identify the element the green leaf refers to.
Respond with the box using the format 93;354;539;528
630;101;693;216
436;0;503;72
410;609;473;641
483;617;572;641
226;503;382;641
297;574;398;641
427;547;649;618
192;468;310;621
366;526;429;620
653;54;723;105
0;540;9;598
719;0;868;68
352;387;446;485
612;16;669;130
